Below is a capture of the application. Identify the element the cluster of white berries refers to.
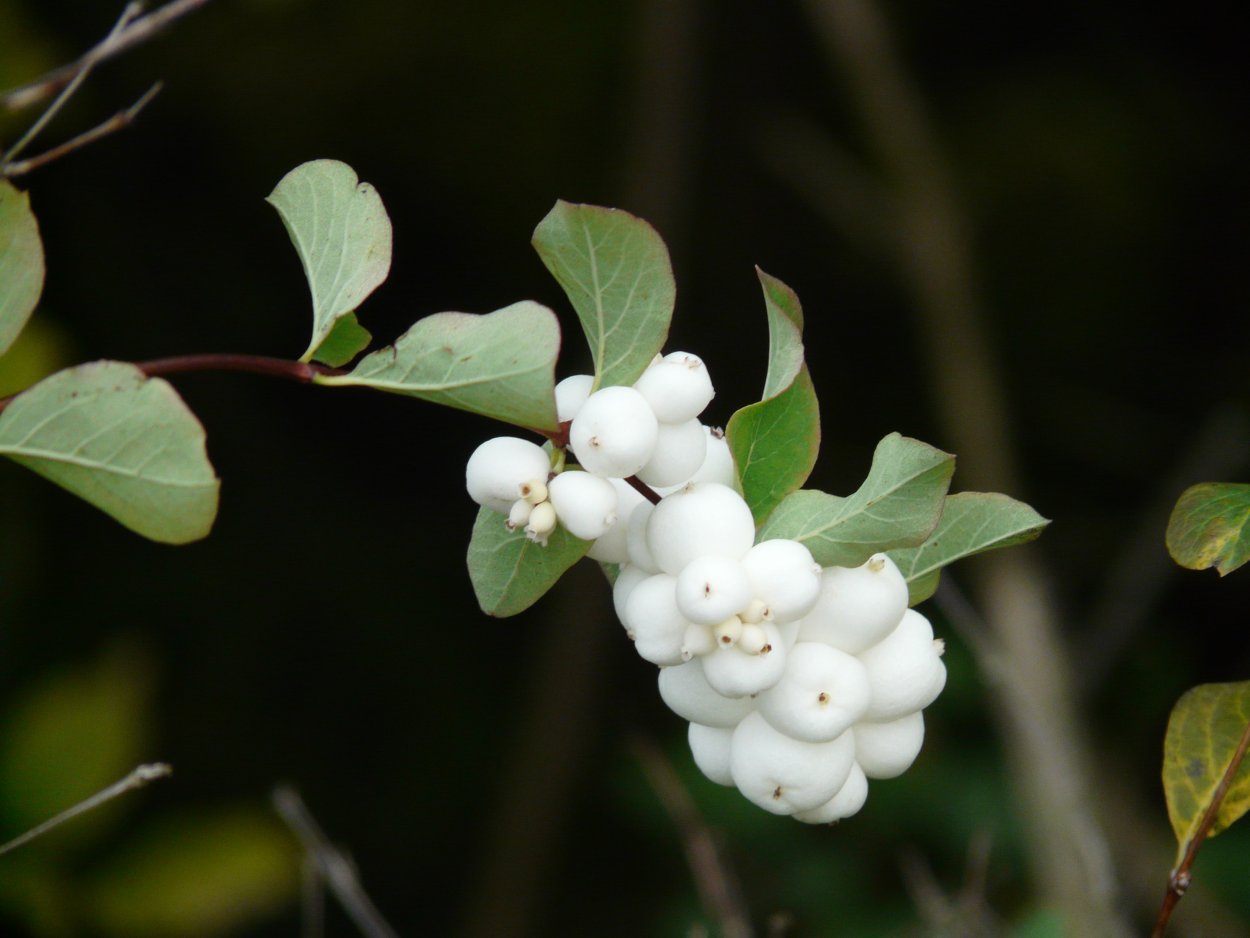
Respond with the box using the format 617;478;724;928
465;352;947;823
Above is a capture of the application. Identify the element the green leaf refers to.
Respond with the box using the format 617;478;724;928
84;810;297;937
532;200;673;389
0;646;153;853
266;159;392;362
889;492;1050;605
1162;681;1250;866
1166;482;1250;576
467;506;591;616
757;433;954;567
0;179;44;359
319;300;561;432
309;311;371;367
0;361;220;544
726;270;820;523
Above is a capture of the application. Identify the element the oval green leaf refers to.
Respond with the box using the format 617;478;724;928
757;433;954;567
889;492;1050;605
726;269;820;524
0;361;220;544
0;179;44;359
467;506;591;616
1162;681;1250;865
532;201;673;389
319;301;560;432
84;810;297;937
1166;482;1250;576
266;159;392;364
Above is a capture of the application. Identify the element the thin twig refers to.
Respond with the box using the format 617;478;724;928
0;3;142;170
0;762;171;857
626;473;664;505
1;0;213;113
272;786;399;938
0;353;343;417
3;81;163;178
1150;717;1250;938
630;733;755;938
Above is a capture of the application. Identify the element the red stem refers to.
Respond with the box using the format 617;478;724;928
0;353;343;415
1150;716;1250;938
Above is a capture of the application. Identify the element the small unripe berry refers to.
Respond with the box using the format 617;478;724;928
524;500;557;545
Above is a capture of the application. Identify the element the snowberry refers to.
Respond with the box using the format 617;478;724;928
859;609;947;722
792;762;869;824
796;553;909;654
584;478;646;563
646;482;756;575
701;622;788;697
854;711;925;779
554;373;594;422
637;418;708;487
658;659;756;726
465;436;551;514
568;385;659;478
674;555;753;626
632;351;715;423
730;712;857;815
756;642;870;743
622;573;689;666
742;539;822;624
547;470;618;540
524;500;557;545
625;501;661;572
688;723;735;786
611;564;650;636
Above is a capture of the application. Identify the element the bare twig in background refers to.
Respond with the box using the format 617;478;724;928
3;81;162;178
1;2;143;170
0;0;212;113
459;563;613;938
793;1;1132;933
631;733;755;938
299;854;326;938
272;786;399;938
898;833;1006;938
0;762;171;857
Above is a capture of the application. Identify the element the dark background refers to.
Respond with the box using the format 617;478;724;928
2;1;1249;935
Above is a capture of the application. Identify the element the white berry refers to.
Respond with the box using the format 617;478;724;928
632;351;715;423
756;642;870;743
554;373;594;422
465;437;551;514
796;553;909;654
547;470;618;540
568;385;659;478
859;609;947;722
854;711;925;779
674;555;753;626
637;418;708;487
658;659;757;725
688;722;736;786
646;482;756;575
742;539;822;624
730;712;856;815
792;762;870;824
